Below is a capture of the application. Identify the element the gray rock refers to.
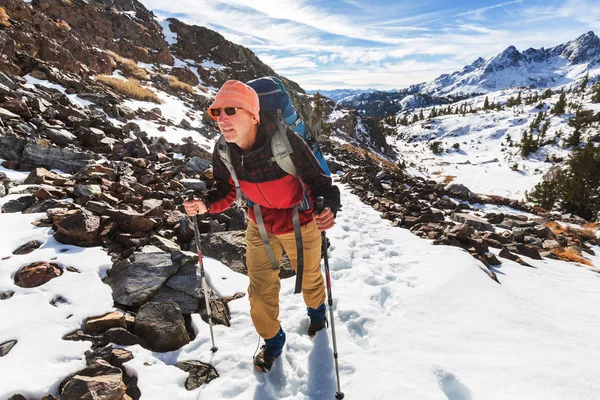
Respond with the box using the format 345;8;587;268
176;360;219;390
74;184;102;198
0;340;17;357
180;178;207;191
104;251;181;306
187;157;212;173
0;184;5;197
45;127;76;146
445;182;473;195
133;302;190;352
2;195;36;213
0;107;20;120
23;199;77;214
149;285;200;314
198;231;247;274
22;141;97;172
450;213;495;232
149;235;181;253
0;136;25;160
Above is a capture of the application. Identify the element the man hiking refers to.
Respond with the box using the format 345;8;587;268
183;80;341;372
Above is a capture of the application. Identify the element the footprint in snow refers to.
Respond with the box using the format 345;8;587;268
433;366;473;400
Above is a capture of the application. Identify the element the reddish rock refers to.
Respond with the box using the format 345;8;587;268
84;311;127;334
53;209;101;246
15;261;62;288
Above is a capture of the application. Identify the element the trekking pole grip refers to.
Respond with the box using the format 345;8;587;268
316;196;325;214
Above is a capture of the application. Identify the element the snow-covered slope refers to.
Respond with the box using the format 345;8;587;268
2;182;599;399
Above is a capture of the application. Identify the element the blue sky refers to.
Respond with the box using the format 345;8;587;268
139;0;600;90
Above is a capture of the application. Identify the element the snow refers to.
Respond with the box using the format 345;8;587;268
1;182;599;399
200;60;226;71
23;75;95;108
158;18;177;46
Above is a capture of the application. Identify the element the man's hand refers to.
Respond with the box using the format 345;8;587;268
183;199;208;216
314;207;335;232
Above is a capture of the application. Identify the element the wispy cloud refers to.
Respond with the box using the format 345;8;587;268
139;0;600;90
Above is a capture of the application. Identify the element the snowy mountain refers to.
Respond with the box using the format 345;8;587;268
306;88;381;102
341;31;600;117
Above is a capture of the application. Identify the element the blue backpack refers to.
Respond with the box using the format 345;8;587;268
246;76;332;176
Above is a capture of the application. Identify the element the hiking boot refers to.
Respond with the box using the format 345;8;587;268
308;317;328;338
254;345;281;373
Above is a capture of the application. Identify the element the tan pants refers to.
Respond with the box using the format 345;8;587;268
246;219;326;339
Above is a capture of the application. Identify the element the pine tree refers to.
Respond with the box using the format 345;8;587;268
542;88;553;99
580;72;589;92
592;82;600;103
551;93;567;115
527;144;600;219
483;96;490;110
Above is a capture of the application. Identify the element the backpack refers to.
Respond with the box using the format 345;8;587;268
246;76;331;176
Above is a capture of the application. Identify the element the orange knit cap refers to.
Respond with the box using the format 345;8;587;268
208;80;260;125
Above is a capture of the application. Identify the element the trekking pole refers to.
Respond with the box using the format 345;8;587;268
316;196;344;400
187;191;218;353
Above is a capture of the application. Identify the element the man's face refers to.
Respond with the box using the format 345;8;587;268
216;107;258;146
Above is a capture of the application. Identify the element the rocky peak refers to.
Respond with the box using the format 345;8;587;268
558;30;600;64
484;45;523;72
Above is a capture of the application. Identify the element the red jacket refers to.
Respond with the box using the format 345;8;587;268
205;119;340;235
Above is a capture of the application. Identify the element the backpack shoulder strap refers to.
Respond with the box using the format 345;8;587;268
270;120;298;177
217;134;243;206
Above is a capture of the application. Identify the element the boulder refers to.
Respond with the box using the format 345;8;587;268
60;360;127;400
103;251;182;306
22;141;97;172
53;209;101;247
198;231;247;274
15;261;62;288
12;240;43;255
84;311;127;334
451;213;495;232
133;302;190;352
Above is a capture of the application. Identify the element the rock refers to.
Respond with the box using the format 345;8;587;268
515;243;542;260
542;239;560;249
0;135;26;160
149;235;181;253
53;209;101;246
148;285;200;314
1;98;32;118
22;141;97;173
180;178;207;191
60;360;127;400
104;209;157;233
0;106;20;120
186;157;211;173
74;184;102;198
175;360;219;390
133;302;190;352
24;168;65;185
445;182;473;195
498;247;534;268
0;339;18;357
2;195;36;213
24;199;77;214
15;262;62;288
103;327;141;346
84;311;127;334
110;348;134;369
2;291;15;300
45;127;76;146
451;213;495;232
103;251;180;306
12;240;43;255
198;231;247;274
